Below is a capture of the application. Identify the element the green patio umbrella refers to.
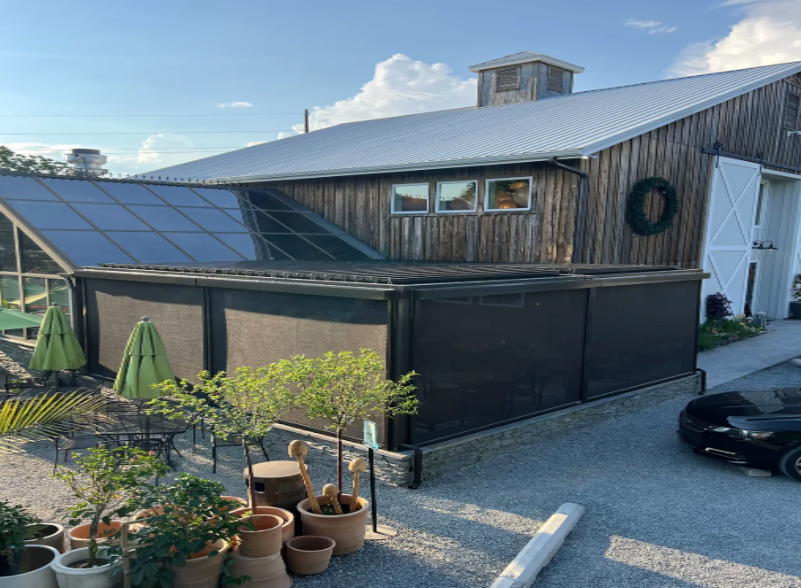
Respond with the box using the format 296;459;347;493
113;316;175;399
0;307;43;331
29;303;85;371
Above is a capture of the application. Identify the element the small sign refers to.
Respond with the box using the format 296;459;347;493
363;419;379;449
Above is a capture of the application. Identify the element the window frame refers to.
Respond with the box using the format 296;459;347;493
435;180;479;214
484;176;534;212
390;183;431;215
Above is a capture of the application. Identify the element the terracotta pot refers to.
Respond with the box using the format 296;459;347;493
220;496;248;511
170;540;229;588
0;544;58;588
52;547;119;588
231;507;295;543
24;523;65;553
66;522;122;550
237;515;283;557
285;536;335;575
224;547;291;588
297;494;369;556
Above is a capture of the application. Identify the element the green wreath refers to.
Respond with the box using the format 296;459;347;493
626;177;679;236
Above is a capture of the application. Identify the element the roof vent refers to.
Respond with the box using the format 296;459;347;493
66;148;108;176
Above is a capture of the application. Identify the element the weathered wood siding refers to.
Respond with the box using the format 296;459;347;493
254;75;801;267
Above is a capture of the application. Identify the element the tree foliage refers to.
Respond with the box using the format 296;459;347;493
0;146;73;175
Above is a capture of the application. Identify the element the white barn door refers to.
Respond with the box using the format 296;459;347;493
701;157;762;317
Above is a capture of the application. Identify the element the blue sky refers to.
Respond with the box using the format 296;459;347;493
0;0;798;174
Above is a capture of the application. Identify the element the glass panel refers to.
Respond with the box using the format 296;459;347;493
189;188;243;208
245;211;291;233
486;178;531;211
268;212;327;233
42;230;134;266
245;190;294;210
163;233;244;261
72;204;149;230
6;201;92;229
303;236;371;261
108;232;193;263
392;184;429;213
0;215;16;272
23;277;47;316
0;275;20;309
39;178;115;203
48;278;72;315
125;206;202;231
217;206;253;227
20;232;61;274
178;207;247;232
95;181;166;205
147;185;212;207
0;175;59;200
755;183;766;226
214;233;287;260
436;181;477;212
263;235;332;260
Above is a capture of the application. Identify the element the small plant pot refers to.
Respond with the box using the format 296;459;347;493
297;494;369;556
24;523;65;553
170;540;229;588
237;514;283;557
224;547;291;588
231;506;295;543
52;547;119;588
0;544;59;588
285;536;335;575
66;522;122;550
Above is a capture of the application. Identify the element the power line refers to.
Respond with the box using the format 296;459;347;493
0;112;356;118
0;130;295;136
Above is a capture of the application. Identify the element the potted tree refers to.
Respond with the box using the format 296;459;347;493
52;446;167;588
126;474;253;588
0;501;59;588
791;275;801;319
150;364;293;508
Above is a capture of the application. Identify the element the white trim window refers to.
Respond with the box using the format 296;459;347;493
390;183;429;214
436;180;478;213
485;177;532;211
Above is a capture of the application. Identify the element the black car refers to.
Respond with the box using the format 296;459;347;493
678;387;801;481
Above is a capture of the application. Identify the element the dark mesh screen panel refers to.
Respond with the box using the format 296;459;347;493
585;281;698;399
209;289;388;442
84;278;204;381
411;289;588;443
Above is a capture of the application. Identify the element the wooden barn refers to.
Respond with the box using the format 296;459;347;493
152;51;801;320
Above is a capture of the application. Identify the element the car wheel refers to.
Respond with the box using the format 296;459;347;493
777;446;801;482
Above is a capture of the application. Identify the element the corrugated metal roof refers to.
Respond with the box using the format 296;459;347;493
146;62;801;183
468;51;585;73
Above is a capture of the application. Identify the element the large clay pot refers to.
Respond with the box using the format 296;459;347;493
0;545;59;588
237;515;283;557
231;507;295;543
24;524;65;553
52;547;119;588
225;548;291;588
171;540;229;588
66;522;122;550
285;536;335;575
220;496;248;511
244;462;306;512
297;494;369;556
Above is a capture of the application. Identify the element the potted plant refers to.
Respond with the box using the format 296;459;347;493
52;446;167;588
127;474;252;588
791;275;801;319
150;365;293;508
0;501;59;588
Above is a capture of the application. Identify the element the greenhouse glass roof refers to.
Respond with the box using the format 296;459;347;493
0;173;381;268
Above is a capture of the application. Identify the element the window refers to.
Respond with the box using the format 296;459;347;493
436;181;478;213
755;183;767;226
391;184;429;214
485;178;532;211
495;67;519;92
548;67;565;93
785;93;800;130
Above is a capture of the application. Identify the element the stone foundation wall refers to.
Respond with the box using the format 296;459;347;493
270;373;702;487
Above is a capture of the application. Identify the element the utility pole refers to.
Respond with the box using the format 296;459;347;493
304;109;309;133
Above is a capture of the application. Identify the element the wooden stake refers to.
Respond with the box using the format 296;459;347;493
289;440;322;514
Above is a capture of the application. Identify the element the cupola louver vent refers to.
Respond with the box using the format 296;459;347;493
495;67;520;92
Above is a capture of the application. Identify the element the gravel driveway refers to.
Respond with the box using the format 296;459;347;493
3;337;800;588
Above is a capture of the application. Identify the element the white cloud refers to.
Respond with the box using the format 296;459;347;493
245;140;268;147
218;101;254;108
1;141;82;161
669;0;801;76
282;53;476;138
624;19;677;33
136;133;199;170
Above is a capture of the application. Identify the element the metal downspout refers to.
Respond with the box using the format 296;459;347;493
548;158;589;263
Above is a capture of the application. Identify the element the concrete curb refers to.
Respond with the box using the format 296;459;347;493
490;503;584;588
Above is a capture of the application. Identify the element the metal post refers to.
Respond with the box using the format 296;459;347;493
369;447;377;533
304;109;310;134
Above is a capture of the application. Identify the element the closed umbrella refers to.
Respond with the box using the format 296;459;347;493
113;316;175;400
29;303;86;373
